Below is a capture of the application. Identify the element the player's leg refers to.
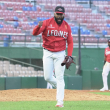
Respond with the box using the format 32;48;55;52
47;82;49;89
47;82;53;89
100;62;109;91
43;49;57;88
49;83;53;89
54;50;65;106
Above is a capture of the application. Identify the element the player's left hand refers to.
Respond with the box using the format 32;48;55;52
61;56;76;69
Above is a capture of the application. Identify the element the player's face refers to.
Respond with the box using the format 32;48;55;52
54;13;64;24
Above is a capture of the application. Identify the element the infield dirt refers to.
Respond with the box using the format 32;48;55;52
0;89;110;101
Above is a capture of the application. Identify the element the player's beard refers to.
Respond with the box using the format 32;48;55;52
108;44;110;48
54;16;64;24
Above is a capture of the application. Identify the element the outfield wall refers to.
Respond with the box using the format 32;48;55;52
82;70;110;90
0;47;78;75
0;76;82;90
0;47;107;90
0;70;109;90
0;47;104;70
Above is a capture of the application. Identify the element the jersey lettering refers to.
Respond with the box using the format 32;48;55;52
47;30;68;39
59;31;63;37
105;51;110;55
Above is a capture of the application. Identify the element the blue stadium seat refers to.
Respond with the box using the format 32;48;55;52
7;35;12;42
34;21;38;25
102;30;107;35
0;25;3;28
13;16;18;21
85;30;90;35
106;24;110;27
71;27;78;33
42;17;46;20
92;0;110;1
81;30;85;35
45;17;50;20
72;29;78;34
28;22;34;25
37;17;43;21
75;0;89;1
95;35;100;38
74;26;79;30
80;27;83;30
46;17;49;20
13;22;19;28
22;6;27;11
46;17;50;20
3;37;10;47
23;6;37;11
71;27;74;30
31;7;37;11
27;7;32;11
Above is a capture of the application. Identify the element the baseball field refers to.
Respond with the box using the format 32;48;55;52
0;89;110;110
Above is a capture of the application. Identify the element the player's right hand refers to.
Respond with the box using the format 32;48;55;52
38;21;43;27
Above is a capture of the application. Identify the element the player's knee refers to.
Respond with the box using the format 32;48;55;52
102;72;108;77
56;76;64;81
44;76;51;82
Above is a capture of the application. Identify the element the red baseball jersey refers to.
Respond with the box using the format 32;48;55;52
33;17;73;56
105;47;110;62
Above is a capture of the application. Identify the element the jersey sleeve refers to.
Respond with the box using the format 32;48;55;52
32;20;46;35
67;25;73;56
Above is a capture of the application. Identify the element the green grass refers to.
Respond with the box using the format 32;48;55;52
0;101;110;110
91;92;110;96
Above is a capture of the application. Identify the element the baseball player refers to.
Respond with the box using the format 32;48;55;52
33;6;73;107
100;39;110;91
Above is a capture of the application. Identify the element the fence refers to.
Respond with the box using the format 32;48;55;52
0;34;109;48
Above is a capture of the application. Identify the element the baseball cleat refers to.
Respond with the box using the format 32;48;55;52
55;104;64;108
55;102;64;107
100;87;108;91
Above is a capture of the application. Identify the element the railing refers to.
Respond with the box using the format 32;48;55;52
0;34;42;47
0;55;43;69
0;55;43;77
0;34;109;48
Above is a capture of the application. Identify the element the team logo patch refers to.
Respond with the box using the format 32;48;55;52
65;25;67;29
58;8;62;11
48;24;55;28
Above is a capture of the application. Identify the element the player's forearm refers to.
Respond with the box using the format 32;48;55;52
33;25;40;35
67;42;73;56
104;60;106;65
104;56;106;65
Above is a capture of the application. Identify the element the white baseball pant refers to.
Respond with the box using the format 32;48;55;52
47;82;53;89
43;49;65;103
102;62;110;89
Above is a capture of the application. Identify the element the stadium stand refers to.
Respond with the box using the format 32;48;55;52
0;60;44;77
0;0;110;41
